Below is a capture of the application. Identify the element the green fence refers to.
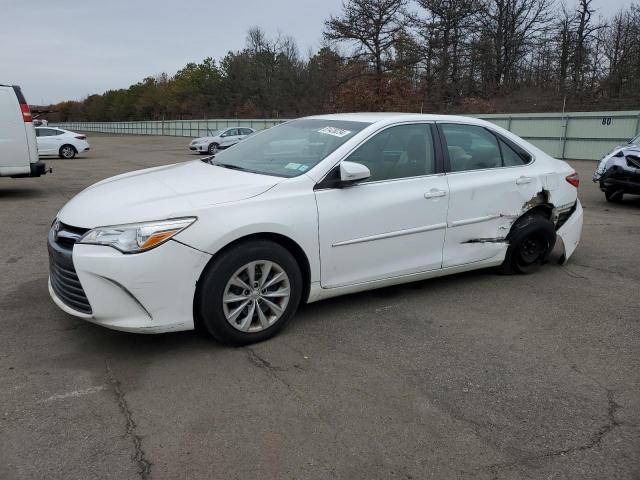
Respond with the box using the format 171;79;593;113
55;111;640;160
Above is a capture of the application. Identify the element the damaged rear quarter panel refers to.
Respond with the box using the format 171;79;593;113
442;158;575;268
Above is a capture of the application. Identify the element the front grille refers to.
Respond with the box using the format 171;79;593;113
48;222;92;314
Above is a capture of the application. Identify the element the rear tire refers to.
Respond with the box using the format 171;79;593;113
500;212;556;274
59;145;76;159
605;189;624;203
195;240;303;346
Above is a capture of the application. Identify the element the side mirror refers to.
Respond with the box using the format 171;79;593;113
340;161;370;185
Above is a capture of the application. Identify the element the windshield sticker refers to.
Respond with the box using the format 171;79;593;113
318;126;352;138
285;163;302;170
298;165;309;172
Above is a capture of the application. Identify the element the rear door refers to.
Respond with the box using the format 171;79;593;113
0;86;30;170
437;122;539;268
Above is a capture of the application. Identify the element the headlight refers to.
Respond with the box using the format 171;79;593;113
79;217;196;253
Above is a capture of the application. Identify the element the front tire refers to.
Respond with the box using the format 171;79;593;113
208;143;219;155
604;189;624;203
59;145;76;159
196;240;303;345
500;212;556;274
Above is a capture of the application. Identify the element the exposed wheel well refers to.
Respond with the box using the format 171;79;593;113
506;204;554;239
193;233;312;332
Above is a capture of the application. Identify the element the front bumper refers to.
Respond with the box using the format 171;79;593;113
189;144;207;152
599;168;640;195
556;199;583;264
48;229;212;333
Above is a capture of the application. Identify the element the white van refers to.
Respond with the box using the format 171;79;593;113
0;84;49;178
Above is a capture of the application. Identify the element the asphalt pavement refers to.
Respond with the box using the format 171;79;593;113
1;134;638;479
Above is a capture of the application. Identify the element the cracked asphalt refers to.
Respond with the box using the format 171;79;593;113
1;135;639;480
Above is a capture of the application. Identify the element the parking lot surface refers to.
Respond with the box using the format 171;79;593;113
1;134;639;480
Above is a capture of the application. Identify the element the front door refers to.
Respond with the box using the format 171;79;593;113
315;123;449;288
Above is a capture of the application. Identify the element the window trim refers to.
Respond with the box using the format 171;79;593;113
435;122;535;174
314;121;445;190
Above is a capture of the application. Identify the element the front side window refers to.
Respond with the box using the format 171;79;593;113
208;119;370;177
344;123;436;182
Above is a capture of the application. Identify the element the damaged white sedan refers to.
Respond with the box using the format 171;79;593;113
593;133;640;202
48;113;583;345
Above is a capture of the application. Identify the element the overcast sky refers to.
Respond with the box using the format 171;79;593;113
0;0;633;105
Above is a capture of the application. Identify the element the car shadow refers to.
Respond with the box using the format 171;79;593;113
0;187;46;199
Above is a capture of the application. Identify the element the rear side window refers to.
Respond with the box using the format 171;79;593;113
441;123;530;172
499;138;528;166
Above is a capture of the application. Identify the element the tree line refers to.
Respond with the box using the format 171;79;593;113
49;0;640;122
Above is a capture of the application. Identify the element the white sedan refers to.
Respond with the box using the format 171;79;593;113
36;127;90;159
48;113;583;345
189;127;255;154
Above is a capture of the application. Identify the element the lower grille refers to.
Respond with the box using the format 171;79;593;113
48;222;92;314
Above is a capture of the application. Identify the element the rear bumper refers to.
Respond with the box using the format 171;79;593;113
9;161;50;178
556;200;583;264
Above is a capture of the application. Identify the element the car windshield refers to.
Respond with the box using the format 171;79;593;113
208;119;371;177
207;129;223;137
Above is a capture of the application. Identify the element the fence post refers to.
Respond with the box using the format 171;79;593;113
507;116;512;132
560;115;569;160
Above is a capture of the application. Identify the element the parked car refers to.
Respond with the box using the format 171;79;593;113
189;127;255;154
0;84;48;178
48;113;583;345
36;127;90;159
593;133;640;202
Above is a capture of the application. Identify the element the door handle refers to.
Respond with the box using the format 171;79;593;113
424;189;447;199
516;176;533;185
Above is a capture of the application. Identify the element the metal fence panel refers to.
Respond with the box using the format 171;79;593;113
55;111;640;160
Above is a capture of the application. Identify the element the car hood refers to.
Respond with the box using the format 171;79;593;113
57;160;282;228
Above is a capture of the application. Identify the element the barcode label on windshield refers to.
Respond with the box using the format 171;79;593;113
318;126;351;138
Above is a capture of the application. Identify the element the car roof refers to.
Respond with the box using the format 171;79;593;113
304;112;489;126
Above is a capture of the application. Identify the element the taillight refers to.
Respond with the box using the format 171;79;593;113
565;172;580;188
20;103;32;123
75;135;86;140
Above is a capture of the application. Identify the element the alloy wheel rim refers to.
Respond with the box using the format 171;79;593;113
62;147;73;158
222;260;290;333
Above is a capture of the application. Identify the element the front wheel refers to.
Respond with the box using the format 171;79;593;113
604;189;624;203
208;143;219;155
500;212;556;274
196;240;303;345
59;145;76;159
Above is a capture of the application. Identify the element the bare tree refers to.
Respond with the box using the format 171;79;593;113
324;0;408;79
480;0;555;88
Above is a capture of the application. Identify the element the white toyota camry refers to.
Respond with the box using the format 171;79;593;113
48;113;583;345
